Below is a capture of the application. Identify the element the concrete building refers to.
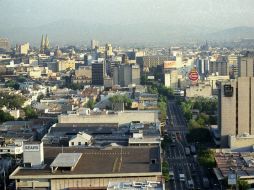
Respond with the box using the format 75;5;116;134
10;146;162;190
57;59;75;72
92;62;104;86
227;54;240;78
91;40;99;49
68;132;92;147
239;53;254;77
0;38;10;50
136;55;171;70
114;64;140;87
218;77;254;148
119;64;131;87
131;64;140;85
209;58;228;76
58;110;159;125
164;70;178;89
16;43;29;55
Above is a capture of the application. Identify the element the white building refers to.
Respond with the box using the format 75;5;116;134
68;132;92;147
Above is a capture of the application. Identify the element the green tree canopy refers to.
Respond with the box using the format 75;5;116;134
86;99;96;109
24;106;38;119
0;110;15;123
0;92;26;109
109;95;132;109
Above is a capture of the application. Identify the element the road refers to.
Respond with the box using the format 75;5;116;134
165;100;204;190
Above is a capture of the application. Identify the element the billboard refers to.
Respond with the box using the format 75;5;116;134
228;173;237;185
188;68;199;81
164;61;177;69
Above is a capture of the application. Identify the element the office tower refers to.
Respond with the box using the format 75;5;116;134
239;52;254;77
0;38;10;50
131;65;140;85
195;58;209;78
84;54;89;66
91;40;99;49
218;77;254;147
16;43;30;55
209;57;228;76
112;65;119;85
119;64;131;87
164;70;178;89
92;63;104;86
105;43;113;58
136;55;172;70
228;54;240;78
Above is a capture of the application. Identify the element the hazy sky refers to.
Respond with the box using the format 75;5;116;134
0;0;254;28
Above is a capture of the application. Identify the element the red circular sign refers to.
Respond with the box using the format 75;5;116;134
188;70;199;81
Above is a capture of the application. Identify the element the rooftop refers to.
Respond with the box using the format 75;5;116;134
11;146;161;179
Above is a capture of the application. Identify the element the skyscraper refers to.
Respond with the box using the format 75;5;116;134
239;52;254;77
218;78;254;147
92;62;104;86
91;40;99;49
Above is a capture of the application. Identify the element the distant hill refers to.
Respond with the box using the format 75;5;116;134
0;19;254;46
206;26;254;41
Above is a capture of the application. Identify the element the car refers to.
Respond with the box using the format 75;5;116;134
169;171;175;180
179;174;185;181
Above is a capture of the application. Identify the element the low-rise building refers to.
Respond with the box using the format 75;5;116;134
10;145;162;190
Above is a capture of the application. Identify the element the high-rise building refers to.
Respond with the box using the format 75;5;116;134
131;65;140;85
112;64;140;87
0;38;10;50
136;55;172;70
91;40;99;49
239;52;254;77
16;43;30;55
218;77;254;147
92;62;104;86
119;64;131;87
209;57;228;76
164;70;178;89
227;54;240;78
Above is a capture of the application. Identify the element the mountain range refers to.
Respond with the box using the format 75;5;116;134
1;19;254;47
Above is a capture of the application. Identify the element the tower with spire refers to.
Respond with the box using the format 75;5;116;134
40;34;50;54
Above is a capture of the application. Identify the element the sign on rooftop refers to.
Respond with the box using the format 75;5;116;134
228;173;237;185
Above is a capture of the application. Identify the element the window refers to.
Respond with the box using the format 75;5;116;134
78;142;81;146
71;142;74;146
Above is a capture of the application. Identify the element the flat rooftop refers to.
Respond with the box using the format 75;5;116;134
215;152;254;178
11;146;161;179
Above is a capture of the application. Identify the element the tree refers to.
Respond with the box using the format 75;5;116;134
109;95;132;109
186;128;211;143
162;161;170;182
0;92;26;109
37;94;44;102
0;110;15;122
5;80;19;90
238;180;250;190
86;99;95;109
24;106;38;119
198;149;216;168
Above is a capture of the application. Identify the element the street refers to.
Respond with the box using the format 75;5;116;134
165;100;206;190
